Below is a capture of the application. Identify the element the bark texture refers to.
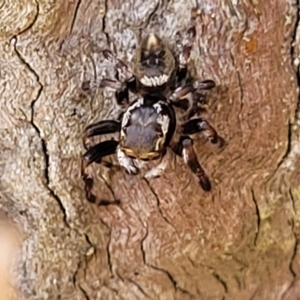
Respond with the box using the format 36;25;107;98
1;0;300;299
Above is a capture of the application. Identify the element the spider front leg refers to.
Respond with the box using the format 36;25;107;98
103;50;137;93
170;80;215;102
81;140;120;205
169;80;215;112
82;49;137;104
83;119;121;149
82;120;120;205
144;150;169;179
181;118;225;147
178;8;201;70
116;146;139;175
82;78;129;107
177;136;211;191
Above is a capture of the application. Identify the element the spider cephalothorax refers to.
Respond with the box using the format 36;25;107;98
133;33;176;89
81;7;225;205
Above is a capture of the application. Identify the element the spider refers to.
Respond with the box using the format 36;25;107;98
81;8;225;205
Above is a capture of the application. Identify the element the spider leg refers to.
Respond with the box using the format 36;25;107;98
82;78;129;107
88;78;123;90
81;140;120;205
169;83;194;111
170;79;215;103
82;48;138;103
116;146;139;175
181;118;225;147
144;150;169;179
169;83;193;102
83;120;120;149
193;79;216;91
177;136;211;191
168;82;209;115
103;50;137;92
178;8;201;69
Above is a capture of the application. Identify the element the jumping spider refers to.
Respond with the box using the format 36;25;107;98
81;8;225;204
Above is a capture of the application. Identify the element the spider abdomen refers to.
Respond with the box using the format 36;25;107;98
119;98;175;160
125;122;159;151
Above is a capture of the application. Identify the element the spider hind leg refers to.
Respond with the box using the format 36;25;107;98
81;140;120;205
177;136;211;191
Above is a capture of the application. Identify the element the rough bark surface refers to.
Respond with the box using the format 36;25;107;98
1;0;300;299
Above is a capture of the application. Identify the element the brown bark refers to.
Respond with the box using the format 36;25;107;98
1;0;300;299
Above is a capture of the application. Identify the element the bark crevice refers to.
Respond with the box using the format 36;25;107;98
212;272;228;295
143;179;179;236
251;189;261;246
12;33;69;226
291;0;300;120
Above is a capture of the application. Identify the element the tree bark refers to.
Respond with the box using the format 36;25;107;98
1;0;300;299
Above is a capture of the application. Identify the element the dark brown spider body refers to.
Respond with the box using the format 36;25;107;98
81;7;225;205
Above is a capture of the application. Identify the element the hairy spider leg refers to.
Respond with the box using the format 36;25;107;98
181;118;225;147
169;80;216;115
82;48;139;105
82;78;130;107
179;136;211;191
179;7;201;69
169;81;224;146
103;50;134;81
82;121;120;204
169;83;195;112
103;49;138;94
193;79;216;91
144;149;169;179
170;80;215;102
83;120;121;149
81;140;120;205
174;7;202;84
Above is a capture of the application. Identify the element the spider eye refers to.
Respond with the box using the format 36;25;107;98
157;50;165;58
143;55;158;66
141;51;149;59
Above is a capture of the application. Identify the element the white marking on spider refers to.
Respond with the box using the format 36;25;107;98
134;159;147;169
157;114;170;137
182;148;189;164
140;74;169;87
144;151;169;179
146;33;159;48
140;77;148;86
121;97;144;128
153;101;170;143
150;77;156;86
117;146;138;174
179;53;187;66
162;74;169;84
153;102;163;113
